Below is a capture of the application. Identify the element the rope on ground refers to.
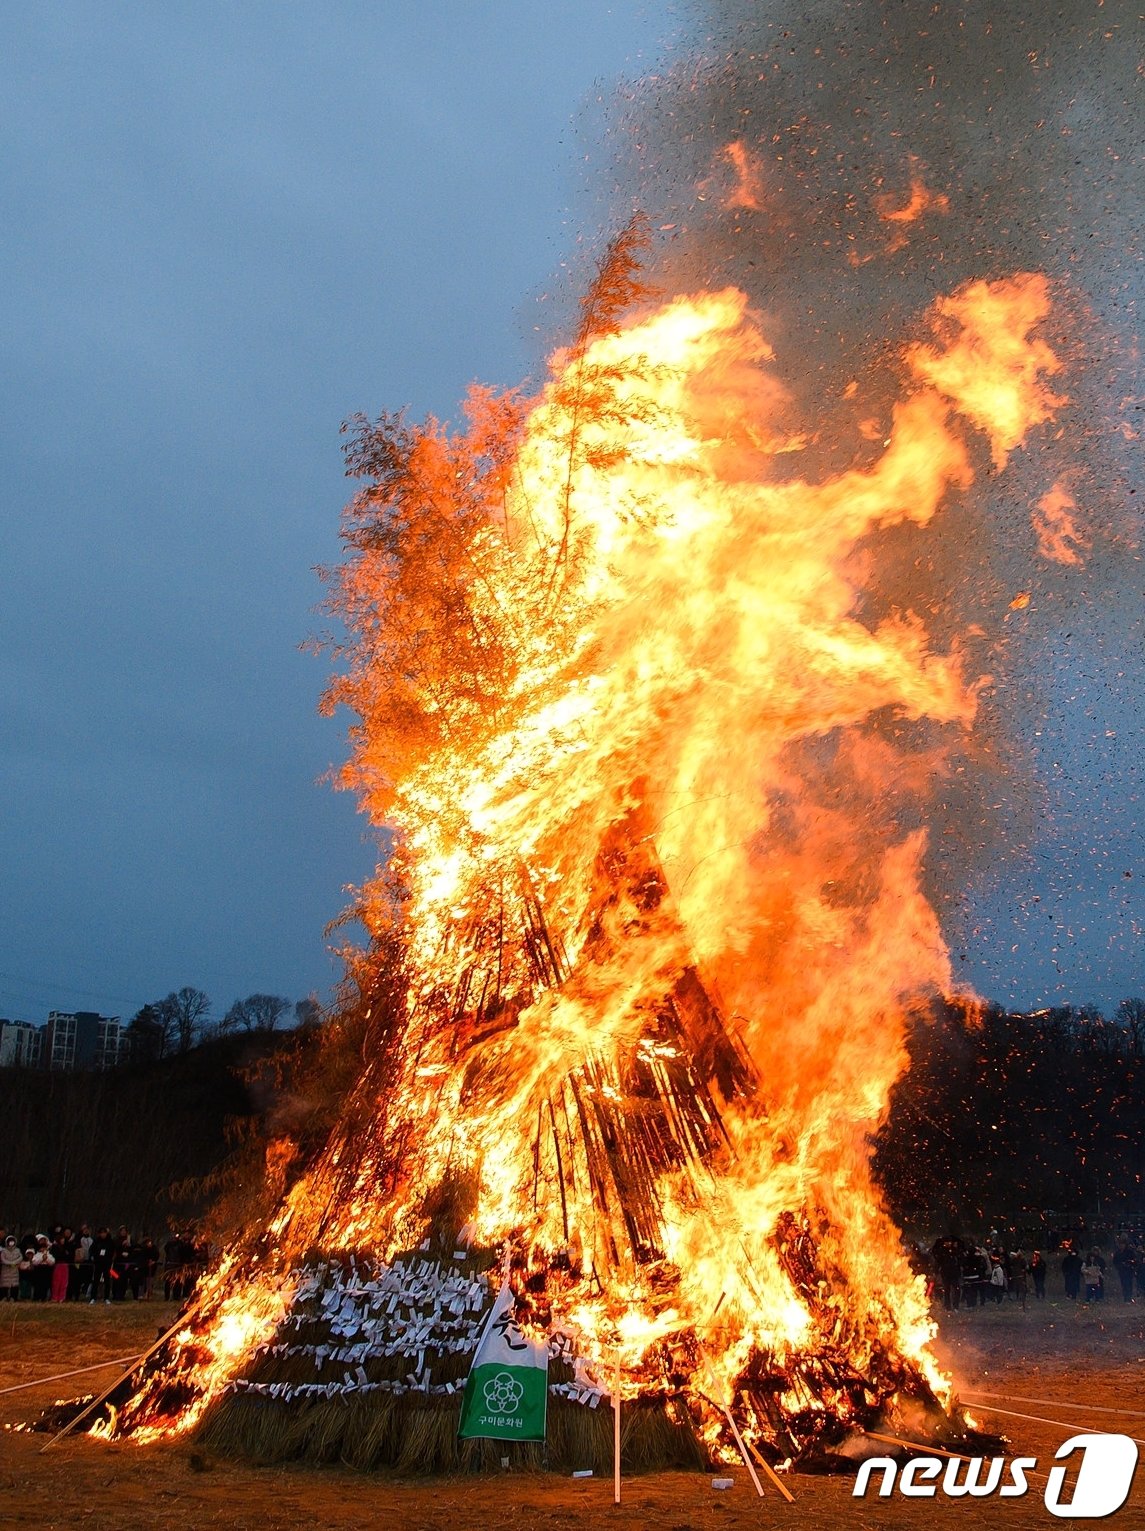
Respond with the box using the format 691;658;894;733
960;1400;1145;1446
0;1356;141;1397
962;1389;1145;1418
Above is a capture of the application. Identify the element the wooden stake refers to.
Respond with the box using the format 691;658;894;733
696;1346;764;1497
952;1400;1145;1448
961;1388;1145;1419
613;1350;621;1505
41;1312;188;1452
861;1429;1052;1485
746;1439;796;1503
862;1428;975;1462
721;1400;765;1497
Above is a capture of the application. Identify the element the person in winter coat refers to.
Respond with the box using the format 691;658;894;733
17;1235;35;1300
1091;1247;1108;1300
138;1236;159;1299
1082;1254;1104;1303
73;1226;93;1299
1112;1239;1137;1302
1029;1249;1047;1299
930;1234;963;1310
89;1228;114;1303
1008;1250;1028;1308
109;1235;133;1301
49;1233;71;1302
28;1236;54;1301
0;1236;23;1299
1061;1247;1083;1301
988;1256;1007;1304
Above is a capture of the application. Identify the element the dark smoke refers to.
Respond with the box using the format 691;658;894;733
575;0;1142;1010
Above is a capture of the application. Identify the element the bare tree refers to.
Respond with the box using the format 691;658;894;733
294;996;322;1030
1116;997;1145;1056
156;987;211;1054
222;993;291;1033
125;1003;166;1062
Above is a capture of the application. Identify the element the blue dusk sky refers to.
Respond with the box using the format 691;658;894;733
1;1;1140;1028
1;2;674;1024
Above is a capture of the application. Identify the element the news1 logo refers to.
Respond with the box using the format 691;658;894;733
853;1433;1138;1517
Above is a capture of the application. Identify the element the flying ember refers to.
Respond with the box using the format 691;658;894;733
99;227;1065;1471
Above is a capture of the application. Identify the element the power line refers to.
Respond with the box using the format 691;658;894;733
0;969;140;1014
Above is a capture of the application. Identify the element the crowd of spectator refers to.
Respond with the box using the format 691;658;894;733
0;1226;208;1303
926;1230;1145;1309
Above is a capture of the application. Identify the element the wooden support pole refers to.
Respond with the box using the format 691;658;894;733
41;1313;188;1452
697;1346;765;1498
860;1429;1054;1485
696;1346;791;1502
961;1389;1145;1419
954;1400;1145;1448
613;1351;621;1505
862;1428;975;1462
721;1402;765;1497
746;1439;796;1503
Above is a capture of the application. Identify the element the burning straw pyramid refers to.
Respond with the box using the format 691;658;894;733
97;224;1063;1471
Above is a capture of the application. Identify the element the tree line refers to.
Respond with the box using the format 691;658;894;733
875;996;1145;1234
0;1029;303;1233
125;987;321;1061
7;980;1143;1241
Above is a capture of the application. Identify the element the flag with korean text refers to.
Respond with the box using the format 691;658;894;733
458;1279;548;1441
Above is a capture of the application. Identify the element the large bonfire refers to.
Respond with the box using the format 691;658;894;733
96;223;1064;1472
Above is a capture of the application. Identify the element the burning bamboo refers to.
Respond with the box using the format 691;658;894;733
63;224;1065;1476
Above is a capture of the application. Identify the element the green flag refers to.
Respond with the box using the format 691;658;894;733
458;1279;548;1442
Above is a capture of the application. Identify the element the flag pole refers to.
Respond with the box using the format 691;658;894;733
613;1350;621;1504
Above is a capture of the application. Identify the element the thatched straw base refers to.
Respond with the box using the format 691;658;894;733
195;1391;708;1476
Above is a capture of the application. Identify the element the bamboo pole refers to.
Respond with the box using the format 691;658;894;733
860;1429;1052;1486
41;1312;188;1452
697;1347;765;1498
721;1400;765;1497
861;1429;980;1463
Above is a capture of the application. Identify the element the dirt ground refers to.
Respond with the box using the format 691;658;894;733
0;1289;1142;1531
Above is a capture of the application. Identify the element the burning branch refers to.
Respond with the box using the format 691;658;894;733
96;240;1065;1472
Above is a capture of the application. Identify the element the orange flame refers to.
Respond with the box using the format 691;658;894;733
715;140;765;211
877;182;950;224
109;266;1065;1446
905;274;1066;468
307;275;1058;1380
95;1254;297;1444
1032;482;1087;566
875;175;951;241
849;165;950;262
